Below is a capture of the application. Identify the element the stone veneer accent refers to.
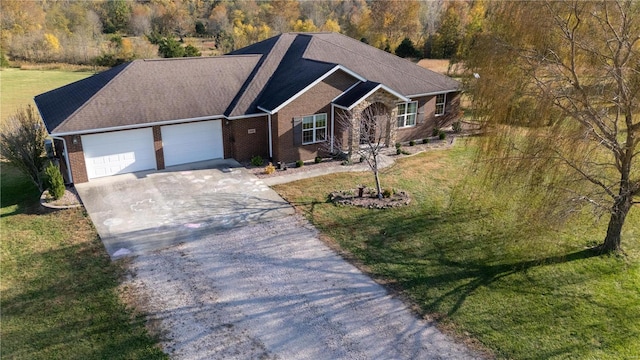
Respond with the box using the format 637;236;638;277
346;89;400;160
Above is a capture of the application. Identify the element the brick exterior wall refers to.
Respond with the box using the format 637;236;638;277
396;92;462;143
62;89;460;184
270;113;280;161
64;135;88;184
152;126;165;170
274;71;358;163
227;116;269;162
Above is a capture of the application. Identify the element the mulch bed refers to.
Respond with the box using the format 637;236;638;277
329;187;411;209
40;186;82;209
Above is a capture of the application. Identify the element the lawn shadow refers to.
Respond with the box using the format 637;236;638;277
0;162;44;217
428;247;601;317
1;232;166;359
349;206;604;318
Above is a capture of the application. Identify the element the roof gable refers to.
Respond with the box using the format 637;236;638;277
37;56;260;134
224;34;297;117
35;62;130;133
236;32;459;115
35;32;460;135
333;81;409;110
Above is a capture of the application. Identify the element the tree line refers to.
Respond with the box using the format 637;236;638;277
0;0;486;65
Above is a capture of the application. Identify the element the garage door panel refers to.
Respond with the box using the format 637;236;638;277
82;128;156;180
161;120;223;167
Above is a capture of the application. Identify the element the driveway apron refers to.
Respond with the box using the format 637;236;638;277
76;159;294;258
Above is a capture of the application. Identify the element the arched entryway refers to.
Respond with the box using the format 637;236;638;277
359;102;390;145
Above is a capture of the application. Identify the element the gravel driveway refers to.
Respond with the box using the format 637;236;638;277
124;214;479;359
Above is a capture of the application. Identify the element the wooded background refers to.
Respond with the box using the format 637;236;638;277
0;0;485;65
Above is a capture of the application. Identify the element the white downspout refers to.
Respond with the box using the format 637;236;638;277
330;103;335;153
51;136;73;184
267;114;273;160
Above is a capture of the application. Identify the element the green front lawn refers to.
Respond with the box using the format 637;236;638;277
0;68;93;121
0;163;167;359
274;141;640;359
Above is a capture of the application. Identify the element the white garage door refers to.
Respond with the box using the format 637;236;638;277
82;128;156;180
161;120;224;167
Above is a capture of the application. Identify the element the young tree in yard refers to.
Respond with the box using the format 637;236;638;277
467;0;639;253
44;161;65;200
0;106;48;192
329;104;392;199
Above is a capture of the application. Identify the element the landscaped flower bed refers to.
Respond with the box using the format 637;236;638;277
328;187;411;209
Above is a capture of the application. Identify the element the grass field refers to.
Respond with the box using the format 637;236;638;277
0;69;166;359
0;68;94;121
274;142;640;359
0;164;167;359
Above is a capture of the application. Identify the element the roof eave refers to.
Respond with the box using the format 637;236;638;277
338;83;410;111
50;114;226;137
407;89;460;98
261;64;366;114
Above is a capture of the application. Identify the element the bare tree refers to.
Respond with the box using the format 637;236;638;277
329;104;392;199
0;106;48;192
467;0;639;253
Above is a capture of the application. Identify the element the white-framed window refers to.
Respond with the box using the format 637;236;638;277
397;101;418;128
435;93;446;116
302;113;327;144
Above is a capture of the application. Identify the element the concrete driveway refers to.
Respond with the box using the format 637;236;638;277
77;159;479;359
76;159;294;258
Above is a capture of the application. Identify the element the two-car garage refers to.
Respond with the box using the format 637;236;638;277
82;120;224;180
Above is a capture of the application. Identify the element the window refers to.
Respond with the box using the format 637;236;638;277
301;113;327;144
435;94;446;116
396;101;418;128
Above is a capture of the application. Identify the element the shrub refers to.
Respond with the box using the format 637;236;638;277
382;188;394;198
396;148;402;155
0;49;10;68
251;156;264;167
296;160;304;168
409;140;416;146
439;130;447;140
314;156;323;164
395;142;402;149
423;138;429;144
44;162;65;200
432;128;440;136
264;162;276;175
452;121;462;133
402;149;411;155
158;37;185;58
183;44;201;57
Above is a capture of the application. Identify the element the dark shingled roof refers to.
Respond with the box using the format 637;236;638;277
36;32;460;134
333;81;382;109
254;35;336;112
302;32;459;96
225;34;296;117
35;62;129;133
36;56;260;134
227;32;459;113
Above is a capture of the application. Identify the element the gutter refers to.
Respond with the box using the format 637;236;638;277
50;136;73;184
268;114;273;159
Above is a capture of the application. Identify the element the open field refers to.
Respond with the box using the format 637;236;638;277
274;141;640;359
0;68;94;121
